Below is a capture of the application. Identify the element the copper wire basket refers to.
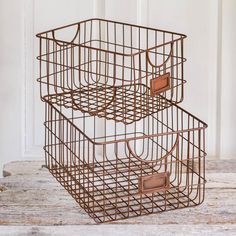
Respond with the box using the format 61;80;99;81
37;18;207;223
37;18;187;124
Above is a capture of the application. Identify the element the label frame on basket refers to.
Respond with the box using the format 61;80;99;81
150;73;170;96
138;172;170;194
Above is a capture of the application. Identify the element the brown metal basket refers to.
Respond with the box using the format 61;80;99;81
37;18;207;223
44;100;207;223
37;18;187;124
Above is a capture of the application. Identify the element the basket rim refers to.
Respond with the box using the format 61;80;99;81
36;18;187;57
44;98;208;146
36;18;187;38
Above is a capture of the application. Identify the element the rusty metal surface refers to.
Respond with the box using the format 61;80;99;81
36;18;207;223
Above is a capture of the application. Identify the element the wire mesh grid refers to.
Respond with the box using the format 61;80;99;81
37;18;207;223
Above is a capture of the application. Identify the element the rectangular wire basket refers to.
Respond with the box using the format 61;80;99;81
37;18;187;125
44;100;207;223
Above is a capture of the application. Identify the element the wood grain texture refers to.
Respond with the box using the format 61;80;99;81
0;225;236;236
0;160;236;235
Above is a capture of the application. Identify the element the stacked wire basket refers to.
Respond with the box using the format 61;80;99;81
36;18;207;223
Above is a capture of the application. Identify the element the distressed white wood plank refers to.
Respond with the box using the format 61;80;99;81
2;161;45;177
0;225;236;236
0;189;235;225
0;160;236;228
3;159;236;177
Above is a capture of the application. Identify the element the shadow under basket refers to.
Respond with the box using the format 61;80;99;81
44;100;207;223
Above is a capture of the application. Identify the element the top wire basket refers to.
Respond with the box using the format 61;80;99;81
37;18;187;124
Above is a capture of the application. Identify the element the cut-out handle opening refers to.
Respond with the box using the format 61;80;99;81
146;42;174;68
52;24;80;47
126;133;179;164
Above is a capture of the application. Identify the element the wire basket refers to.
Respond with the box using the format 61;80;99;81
44;100;207;223
37;18;187;124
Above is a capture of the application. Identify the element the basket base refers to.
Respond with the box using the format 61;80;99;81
47;156;204;223
44;84;172;125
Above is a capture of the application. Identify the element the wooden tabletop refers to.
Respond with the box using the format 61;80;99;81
0;160;236;235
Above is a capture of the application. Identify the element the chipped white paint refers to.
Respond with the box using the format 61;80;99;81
0;160;235;235
0;225;236;236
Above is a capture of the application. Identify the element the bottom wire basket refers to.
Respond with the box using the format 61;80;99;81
44;100;207;223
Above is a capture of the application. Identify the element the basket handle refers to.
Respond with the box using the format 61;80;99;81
146;42;173;68
52;24;80;47
126;133;179;164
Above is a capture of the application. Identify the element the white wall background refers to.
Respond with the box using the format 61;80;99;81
0;0;236;175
